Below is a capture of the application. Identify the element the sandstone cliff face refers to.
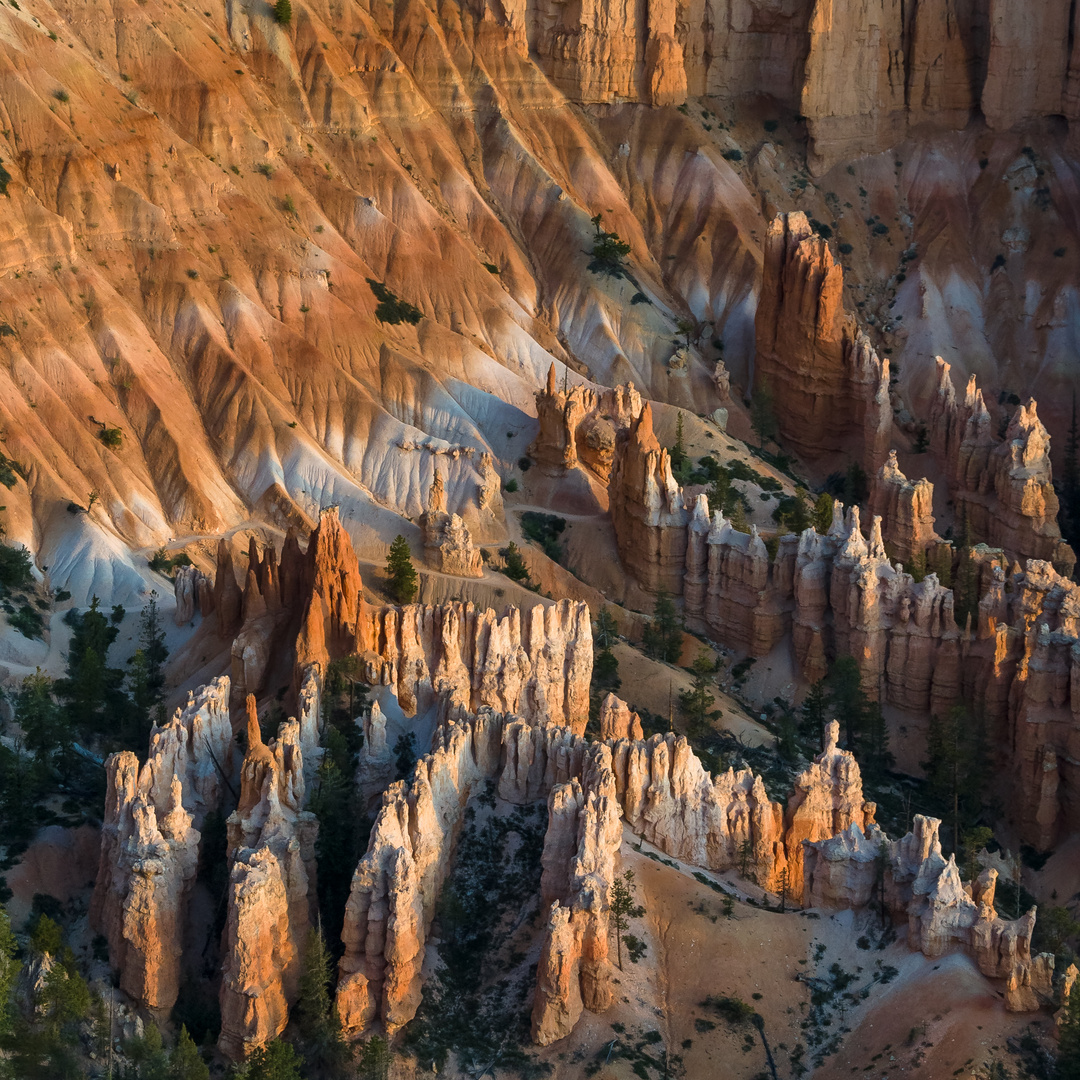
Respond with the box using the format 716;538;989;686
530;365;643;483
360;598;593;731
928;359;1074;576
609;404;689;595
609;732;787;889
804;814;1056;1012
754;213;891;474
869;451;937;565
91;677;233;1014
336;706;504;1037
218;695;320;1060
419;472;483;578
531;746;622;1044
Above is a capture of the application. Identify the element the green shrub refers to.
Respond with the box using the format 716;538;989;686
503;478;518;493
10;602;44;639
703;995;756;1025
0;450;25;488
482;262;499;274
97;426;122;449
722;148;743;162
367;279;422;325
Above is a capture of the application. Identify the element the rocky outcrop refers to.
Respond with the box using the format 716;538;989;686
597;693;644;742
531;746;621;1045
530;365;643;482
804;814;1056;1012
91;678;234;1014
499;718;589;804
359;598;593;730
609;404;689;595
336;706;504;1037
869;451;937;565
295;507;368;674
928;359;1074;576
218;696;319;1060
783;721;876;900
609;732;787;889
754;213;891;473
419;472;483;578
173;565;213;625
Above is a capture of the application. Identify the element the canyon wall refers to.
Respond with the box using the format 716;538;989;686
524;0;1080;171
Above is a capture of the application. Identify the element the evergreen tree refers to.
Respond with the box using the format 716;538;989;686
678;650;716;737
0;908;15;1042
799;680;828;746
15;671;74;780
273;0;293;25
827;655;867;751
357;1036;391;1080
922;706;988;856
750;381;778;448
296;926;352;1076
1056;981;1080;1080
669;412;688;478
642;590;682;664
385;535;418;603
609;870;644;970
843;462;869;506
56;596;126;740
861;701;894;783
728;499;750;534
812;492;834;534
170;1025;209;1080
243;1039;303;1080
594;607;618;649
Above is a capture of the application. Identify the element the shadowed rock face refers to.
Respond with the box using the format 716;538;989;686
754;212;891;474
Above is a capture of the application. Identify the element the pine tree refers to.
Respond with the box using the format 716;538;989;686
642;590;682;663
728;499;750;534
385;535;418;603
273;0;293;25
357;1036;391;1080
737;838;754;880
812;492;834;534
594;607;618;649
678;650;715;737
750;381;778;448
1056;982;1080;1080
170;1024;209;1080
800;680;828;745
244;1039;303;1080
297;926;352;1076
56;595;126;740
861;701;894;783
609;870;644;970
922;706;988;857
0;908;16;1042
15;671;74;778
827;655;867;751
669;412;688;478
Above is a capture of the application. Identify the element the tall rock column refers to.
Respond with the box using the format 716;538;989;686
754;213;891;474
869;451;936;565
609;404;688;594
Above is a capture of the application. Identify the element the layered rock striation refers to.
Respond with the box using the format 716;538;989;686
754;213;891;474
609;404;689;595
